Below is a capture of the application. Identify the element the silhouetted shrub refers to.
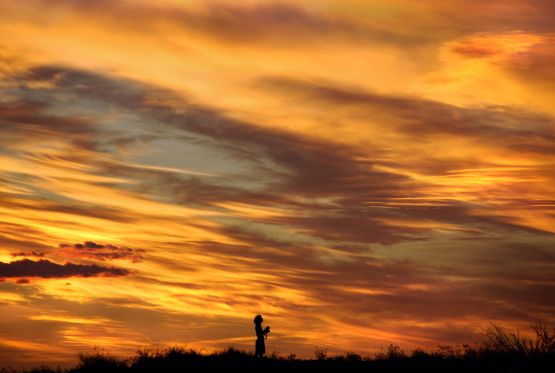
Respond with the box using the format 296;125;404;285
313;346;328;360
433;344;466;359
480;323;555;357
410;348;429;358
72;352;127;372
344;352;363;362
375;344;406;360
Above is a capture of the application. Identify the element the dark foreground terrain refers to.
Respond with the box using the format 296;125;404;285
2;324;554;373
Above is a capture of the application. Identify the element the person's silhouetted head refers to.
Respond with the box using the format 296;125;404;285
254;314;263;325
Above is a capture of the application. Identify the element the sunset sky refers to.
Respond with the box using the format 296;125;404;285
1;0;555;368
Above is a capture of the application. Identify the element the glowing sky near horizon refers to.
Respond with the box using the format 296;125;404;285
1;0;555;368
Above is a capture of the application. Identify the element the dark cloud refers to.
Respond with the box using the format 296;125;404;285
22;1;555;49
256;77;555;156
169;3;368;44
1;186;140;223
185;237;555;330
58;241;144;262
0;259;129;280
11;251;45;258
163;2;461;47
452;43;500;58
289;252;553;325
0;99;95;139
20;1;443;47
183;220;555;322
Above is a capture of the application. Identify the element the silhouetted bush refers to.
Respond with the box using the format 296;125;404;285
313;346;328;360
481;322;555;357
374;344;406;360
71;352;128;373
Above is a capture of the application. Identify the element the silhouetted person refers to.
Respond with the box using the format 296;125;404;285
254;314;270;358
